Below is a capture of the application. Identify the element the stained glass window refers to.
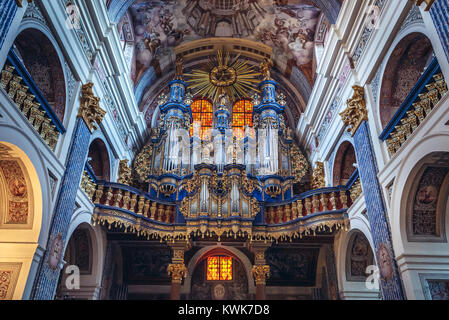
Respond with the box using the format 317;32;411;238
232;99;253;139
190;99;213;139
206;256;233;281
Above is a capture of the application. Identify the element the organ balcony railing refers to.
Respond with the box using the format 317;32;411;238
81;163;361;242
380;57;447;157
0;49;66;151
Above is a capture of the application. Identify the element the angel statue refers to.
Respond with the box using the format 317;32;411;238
259;58;274;81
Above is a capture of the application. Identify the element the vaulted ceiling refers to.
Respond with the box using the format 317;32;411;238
108;0;341;129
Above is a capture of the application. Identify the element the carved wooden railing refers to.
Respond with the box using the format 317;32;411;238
380;57;447;156
263;187;350;224
0;49;65;150
81;163;359;240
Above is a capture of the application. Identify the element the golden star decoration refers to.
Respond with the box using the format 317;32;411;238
185;50;261;103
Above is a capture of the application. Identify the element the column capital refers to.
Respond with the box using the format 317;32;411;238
339;85;368;137
167;263;188;284
251;265;270;285
78;83;106;133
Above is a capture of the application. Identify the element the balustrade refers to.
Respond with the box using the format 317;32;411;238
381;58;447;156
1;50;65;151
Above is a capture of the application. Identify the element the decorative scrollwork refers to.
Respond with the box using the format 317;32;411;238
118;160;132;185
291;144;309;183
311;161;326;189
339;85;368;136
78;83;106;133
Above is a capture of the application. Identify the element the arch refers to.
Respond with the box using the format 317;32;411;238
406;160;449;242
56;212;106;300
393;134;449;256
12;28;66;123
345;231;375;282
379;32;434;129
0;141;43;300
334;217;380;300
88;138;111;181
332;141;356;186
184;245;256;296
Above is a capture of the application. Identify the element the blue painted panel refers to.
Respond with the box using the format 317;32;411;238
354;121;405;300
32;118;91;299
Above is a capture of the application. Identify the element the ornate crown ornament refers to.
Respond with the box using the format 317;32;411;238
117;160;133;185
339;85;368;137
78;83;106;133
311;161;326;189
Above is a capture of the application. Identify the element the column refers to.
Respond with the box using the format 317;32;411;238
31;83;106;300
428;0;449;64
0;0;17;50
250;241;272;300
166;240;191;300
340;86;405;300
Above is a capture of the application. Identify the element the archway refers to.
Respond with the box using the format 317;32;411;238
345;231;375;282
379;32;434;129
55;221;104;300
333;141;356;186
12;28;66;123
87;139;111;181
0;141;43;300
189;247;249;300
393;137;449;299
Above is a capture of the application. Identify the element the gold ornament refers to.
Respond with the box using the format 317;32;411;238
167;263;188;284
311;161;325;189
78;83;106;133
186;50;260;103
133;142;153;183
259;58;274;81
291;144;309;183
118;160;132;185
251;265;270;285
339;85;368;136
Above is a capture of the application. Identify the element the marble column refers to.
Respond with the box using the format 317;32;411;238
340;86;405;300
31;83;105;300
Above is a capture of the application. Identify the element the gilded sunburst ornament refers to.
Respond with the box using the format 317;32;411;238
185;50;261;103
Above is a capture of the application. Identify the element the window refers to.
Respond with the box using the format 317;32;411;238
207;256;233;281
232;99;253;139
190;99;213;139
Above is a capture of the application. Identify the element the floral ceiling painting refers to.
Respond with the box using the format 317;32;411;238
129;0;321;85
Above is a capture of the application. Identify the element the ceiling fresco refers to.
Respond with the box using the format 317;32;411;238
129;0;321;85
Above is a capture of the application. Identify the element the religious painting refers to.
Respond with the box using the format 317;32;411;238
0;159;29;225
265;247;319;286
129;0;321;84
347;232;374;281
48;233;64;271
412;166;449;236
123;246;173;284
376;243;394;281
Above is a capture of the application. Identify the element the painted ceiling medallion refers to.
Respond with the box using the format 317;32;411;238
186;50;260;102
